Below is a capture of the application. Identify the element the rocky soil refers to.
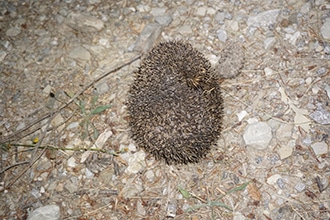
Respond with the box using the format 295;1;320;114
1;0;330;219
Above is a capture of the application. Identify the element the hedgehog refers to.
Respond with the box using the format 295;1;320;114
127;41;243;164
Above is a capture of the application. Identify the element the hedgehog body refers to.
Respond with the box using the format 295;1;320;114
127;41;223;164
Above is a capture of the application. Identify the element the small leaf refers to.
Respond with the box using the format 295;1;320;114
209;201;233;211
79;100;86;115
178;186;191;198
226;182;250;194
91;105;112;115
248;182;261;201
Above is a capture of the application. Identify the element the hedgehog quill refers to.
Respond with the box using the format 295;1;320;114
127;41;224;164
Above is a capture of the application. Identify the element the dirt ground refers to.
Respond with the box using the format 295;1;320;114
1;0;330;219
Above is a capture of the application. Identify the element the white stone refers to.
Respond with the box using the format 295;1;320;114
287;31;301;45
276;124;293;142
226;20;239;31
237;110;248;122
267;174;282;185
137;4;150;13
92;129;112;149
207;7;216;15
0;50;7;62
278;140;295;160
233;212;246;220
66;122;79;130
178;25;193;34
124;151;146;174
325;84;330;99
27;205;60;220
305;77;312;85
66;12;104;32
264;67;273;76
300;3;311;14
6;27;21;37
67;157;77;168
264;37;276;50
217;29;227;43
68;46;91;60
16;122;25;131
80;151;91;163
247;118;259;124
145;170;155;182
150;7;166;16
127;143;137;151
243;122;272;150
207;54;218;66
311;142;328;156
85;168;94;178
195;7;207;16
43;85;52;95
51;114;65;132
247;9;280;29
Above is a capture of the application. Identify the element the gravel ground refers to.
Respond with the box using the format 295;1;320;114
1;0;330;219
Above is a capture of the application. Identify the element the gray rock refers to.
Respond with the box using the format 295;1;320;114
36;160;52;172
243;122;272;150
300;2;311;14
310;104;330;125
30;188;42;199
66;12;105;32
276;178;285;189
64;177;79;193
166;202;177;218
195;7;207;16
264;37;276;50
178;24;193;35
217;29;227;42
155;14;172;26
6;27;21;37
295;182;306;192
27;205;60;220
214;41;245;79
325;84;330;99
66;122;79;130
247;9;280;29
321;18;330;40
215;11;226;24
130;23;162;53
276;124;293;143
68;46;91;60
311;142;328;156
0;51;7;62
123;151;146;174
95;81;109;94
316;66;328;76
150;7;166;17
85;168;94;178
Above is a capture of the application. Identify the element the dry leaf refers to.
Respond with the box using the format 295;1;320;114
248;182;261;201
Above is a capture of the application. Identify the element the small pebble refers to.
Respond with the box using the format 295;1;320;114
243;122;272;150
66;122;79;130
276;178;285;189
27;205;60;220
321;18;330;39
85;168;94;178
6;27;21;37
295;182;306;192
264;67;273;76
311;141;328;156
67;157;77;168
217;29;227;42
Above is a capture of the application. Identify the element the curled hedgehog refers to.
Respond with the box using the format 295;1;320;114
127;41;244;164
